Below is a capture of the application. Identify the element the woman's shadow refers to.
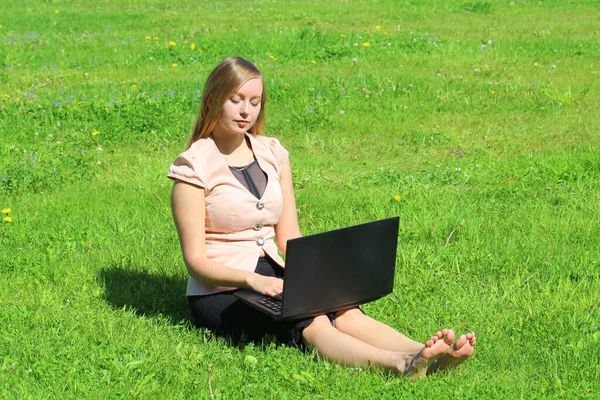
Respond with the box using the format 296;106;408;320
99;263;190;324
98;263;279;347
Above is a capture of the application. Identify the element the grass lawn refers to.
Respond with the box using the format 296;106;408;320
1;0;599;398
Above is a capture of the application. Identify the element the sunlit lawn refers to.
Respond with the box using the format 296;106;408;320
1;0;599;398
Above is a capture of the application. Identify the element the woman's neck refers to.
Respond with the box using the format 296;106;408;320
212;131;254;166
211;130;246;155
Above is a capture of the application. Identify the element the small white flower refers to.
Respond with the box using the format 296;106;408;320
340;110;345;115
488;40;492;45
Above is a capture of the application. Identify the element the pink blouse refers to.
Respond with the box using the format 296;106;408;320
168;133;289;296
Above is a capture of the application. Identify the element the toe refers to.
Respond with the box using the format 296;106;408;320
444;329;456;344
452;334;467;351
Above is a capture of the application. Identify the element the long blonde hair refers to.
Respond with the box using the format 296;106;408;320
187;57;266;148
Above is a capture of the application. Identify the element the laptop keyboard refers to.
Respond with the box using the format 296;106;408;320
257;297;282;313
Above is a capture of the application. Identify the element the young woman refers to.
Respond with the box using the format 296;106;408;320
168;57;476;378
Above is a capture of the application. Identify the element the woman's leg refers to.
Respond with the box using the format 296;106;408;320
333;308;476;374
301;315;452;378
332;308;438;352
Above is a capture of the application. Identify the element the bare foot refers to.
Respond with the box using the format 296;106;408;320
404;329;454;379
426;332;476;374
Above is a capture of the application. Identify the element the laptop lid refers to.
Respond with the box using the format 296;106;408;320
279;216;399;320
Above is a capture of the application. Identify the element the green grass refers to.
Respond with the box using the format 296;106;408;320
1;0;599;398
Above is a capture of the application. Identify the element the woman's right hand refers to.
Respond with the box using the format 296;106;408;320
246;273;284;298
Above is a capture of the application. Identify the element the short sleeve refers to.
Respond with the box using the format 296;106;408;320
268;137;290;174
167;152;205;188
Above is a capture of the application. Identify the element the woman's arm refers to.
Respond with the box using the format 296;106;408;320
274;164;302;256
171;180;283;297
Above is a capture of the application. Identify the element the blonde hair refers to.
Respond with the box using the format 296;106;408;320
187;57;266;148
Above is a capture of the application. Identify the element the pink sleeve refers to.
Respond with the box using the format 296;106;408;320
268;137;290;174
167;152;205;188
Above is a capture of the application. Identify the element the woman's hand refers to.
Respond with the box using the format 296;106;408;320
246;274;284;298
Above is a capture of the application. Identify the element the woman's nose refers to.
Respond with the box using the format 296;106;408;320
239;101;249;116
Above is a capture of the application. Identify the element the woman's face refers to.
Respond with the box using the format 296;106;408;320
213;78;263;138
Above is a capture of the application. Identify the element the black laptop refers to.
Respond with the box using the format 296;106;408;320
234;216;399;321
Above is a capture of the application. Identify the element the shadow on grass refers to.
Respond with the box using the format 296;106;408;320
99;265;190;324
98;265;285;348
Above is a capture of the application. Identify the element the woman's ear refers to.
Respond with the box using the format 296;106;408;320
206;94;213;108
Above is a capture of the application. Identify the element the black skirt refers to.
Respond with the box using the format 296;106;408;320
188;257;321;347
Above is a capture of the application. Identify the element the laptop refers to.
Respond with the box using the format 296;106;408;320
234;216;399;321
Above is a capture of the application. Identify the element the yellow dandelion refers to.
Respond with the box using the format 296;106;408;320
169;41;176;46
77;101;83;105
120;80;126;85
490;90;496;95
153;37;159;41
309;215;314;220
172;63;178;67
54;10;59;14
92;130;100;136
340;34;346;38
0;25;3;29
375;25;381;32
3;217;12;223
363;42;370;47
145;36;151;40
131;84;138;89
1;208;11;214
269;54;275;60
3;94;10;100
394;195;401;202
190;43;196;50
534;62;542;68
233;41;237;45
311;60;316;64
283;83;290;88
